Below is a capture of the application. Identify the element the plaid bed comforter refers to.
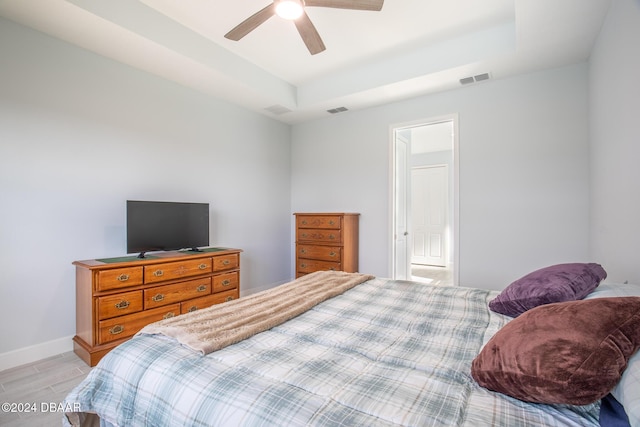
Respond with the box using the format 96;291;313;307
63;278;599;426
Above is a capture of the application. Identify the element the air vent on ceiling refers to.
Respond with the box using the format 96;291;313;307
264;105;292;115
460;73;491;85
327;107;348;114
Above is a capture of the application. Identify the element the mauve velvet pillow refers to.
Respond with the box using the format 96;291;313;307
489;263;607;317
471;297;640;405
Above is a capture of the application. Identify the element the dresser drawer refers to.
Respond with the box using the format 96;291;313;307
144;258;212;284
296;215;342;229
298;229;342;244
213;253;239;272
297;259;341;274
297;245;341;262
98;303;180;344
180;289;239;314
144;277;211;309
97;290;143;320
96;267;144;292
213;271;239;293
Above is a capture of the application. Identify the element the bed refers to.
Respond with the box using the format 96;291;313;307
63;268;640;427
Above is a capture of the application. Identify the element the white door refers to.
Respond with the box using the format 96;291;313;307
393;134;411;279
411;165;448;267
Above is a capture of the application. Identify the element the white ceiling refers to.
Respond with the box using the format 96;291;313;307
0;0;612;124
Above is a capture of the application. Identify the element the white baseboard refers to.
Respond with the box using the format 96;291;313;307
0;336;74;372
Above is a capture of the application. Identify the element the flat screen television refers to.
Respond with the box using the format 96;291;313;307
126;200;209;258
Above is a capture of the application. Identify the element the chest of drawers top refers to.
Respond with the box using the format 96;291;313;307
74;248;239;293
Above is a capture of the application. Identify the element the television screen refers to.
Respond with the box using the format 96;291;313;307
126;200;209;257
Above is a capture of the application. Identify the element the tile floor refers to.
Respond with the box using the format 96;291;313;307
411;264;453;286
0;351;91;426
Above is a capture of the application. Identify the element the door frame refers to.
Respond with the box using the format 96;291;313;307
389;114;460;285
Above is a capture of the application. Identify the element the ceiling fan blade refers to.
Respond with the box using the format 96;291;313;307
294;12;326;55
303;0;384;11
224;3;277;41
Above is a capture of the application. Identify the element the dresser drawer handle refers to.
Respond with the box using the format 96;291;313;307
188;306;198;312
198;263;207;270
163;312;175;320
329;267;337;271
196;284;207;292
117;274;130;282
329;234;336;240
221;279;231;287
223;259;231;265
300;263;307;268
153;270;164;277
301;233;308;239
329;251;337;257
328;220;335;225
225;296;234;302
115;300;130;310
301;220;308;225
109;325;124;335
300;248;306;254
152;293;165;302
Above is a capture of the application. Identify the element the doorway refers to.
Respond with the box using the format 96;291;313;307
391;115;459;285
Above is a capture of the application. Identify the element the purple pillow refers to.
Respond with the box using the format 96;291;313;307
472;297;640;405
489;263;606;317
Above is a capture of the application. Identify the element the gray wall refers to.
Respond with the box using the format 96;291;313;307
2;0;639;366
589;0;640;285
0;18;292;357
292;63;591;290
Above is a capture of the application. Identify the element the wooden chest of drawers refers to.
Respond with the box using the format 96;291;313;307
294;213;359;278
73;248;241;366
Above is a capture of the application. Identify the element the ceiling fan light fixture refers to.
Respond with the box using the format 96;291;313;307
276;0;304;20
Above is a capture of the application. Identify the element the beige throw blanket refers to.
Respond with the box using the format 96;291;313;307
138;270;374;355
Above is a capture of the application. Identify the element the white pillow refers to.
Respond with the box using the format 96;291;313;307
587;282;640;426
585;281;640;299
612;351;640;427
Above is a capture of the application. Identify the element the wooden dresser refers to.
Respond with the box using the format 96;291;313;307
294;213;359;278
73;248;241;366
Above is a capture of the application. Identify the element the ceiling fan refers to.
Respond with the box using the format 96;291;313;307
224;0;384;55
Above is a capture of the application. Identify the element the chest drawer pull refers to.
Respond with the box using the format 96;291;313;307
163;312;175;320
329;234;336;240
114;300;130;310
116;274;130;282
328;220;335;226
188;306;198;312
109;325;124;335
329;251;337;257
225;296;235;302
300;263;307;268
300;248;306;254
222;259;231;266
153;269;164;277
196;284;207;292
198;263;207;270
221;279;232;287
152;293;165;302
